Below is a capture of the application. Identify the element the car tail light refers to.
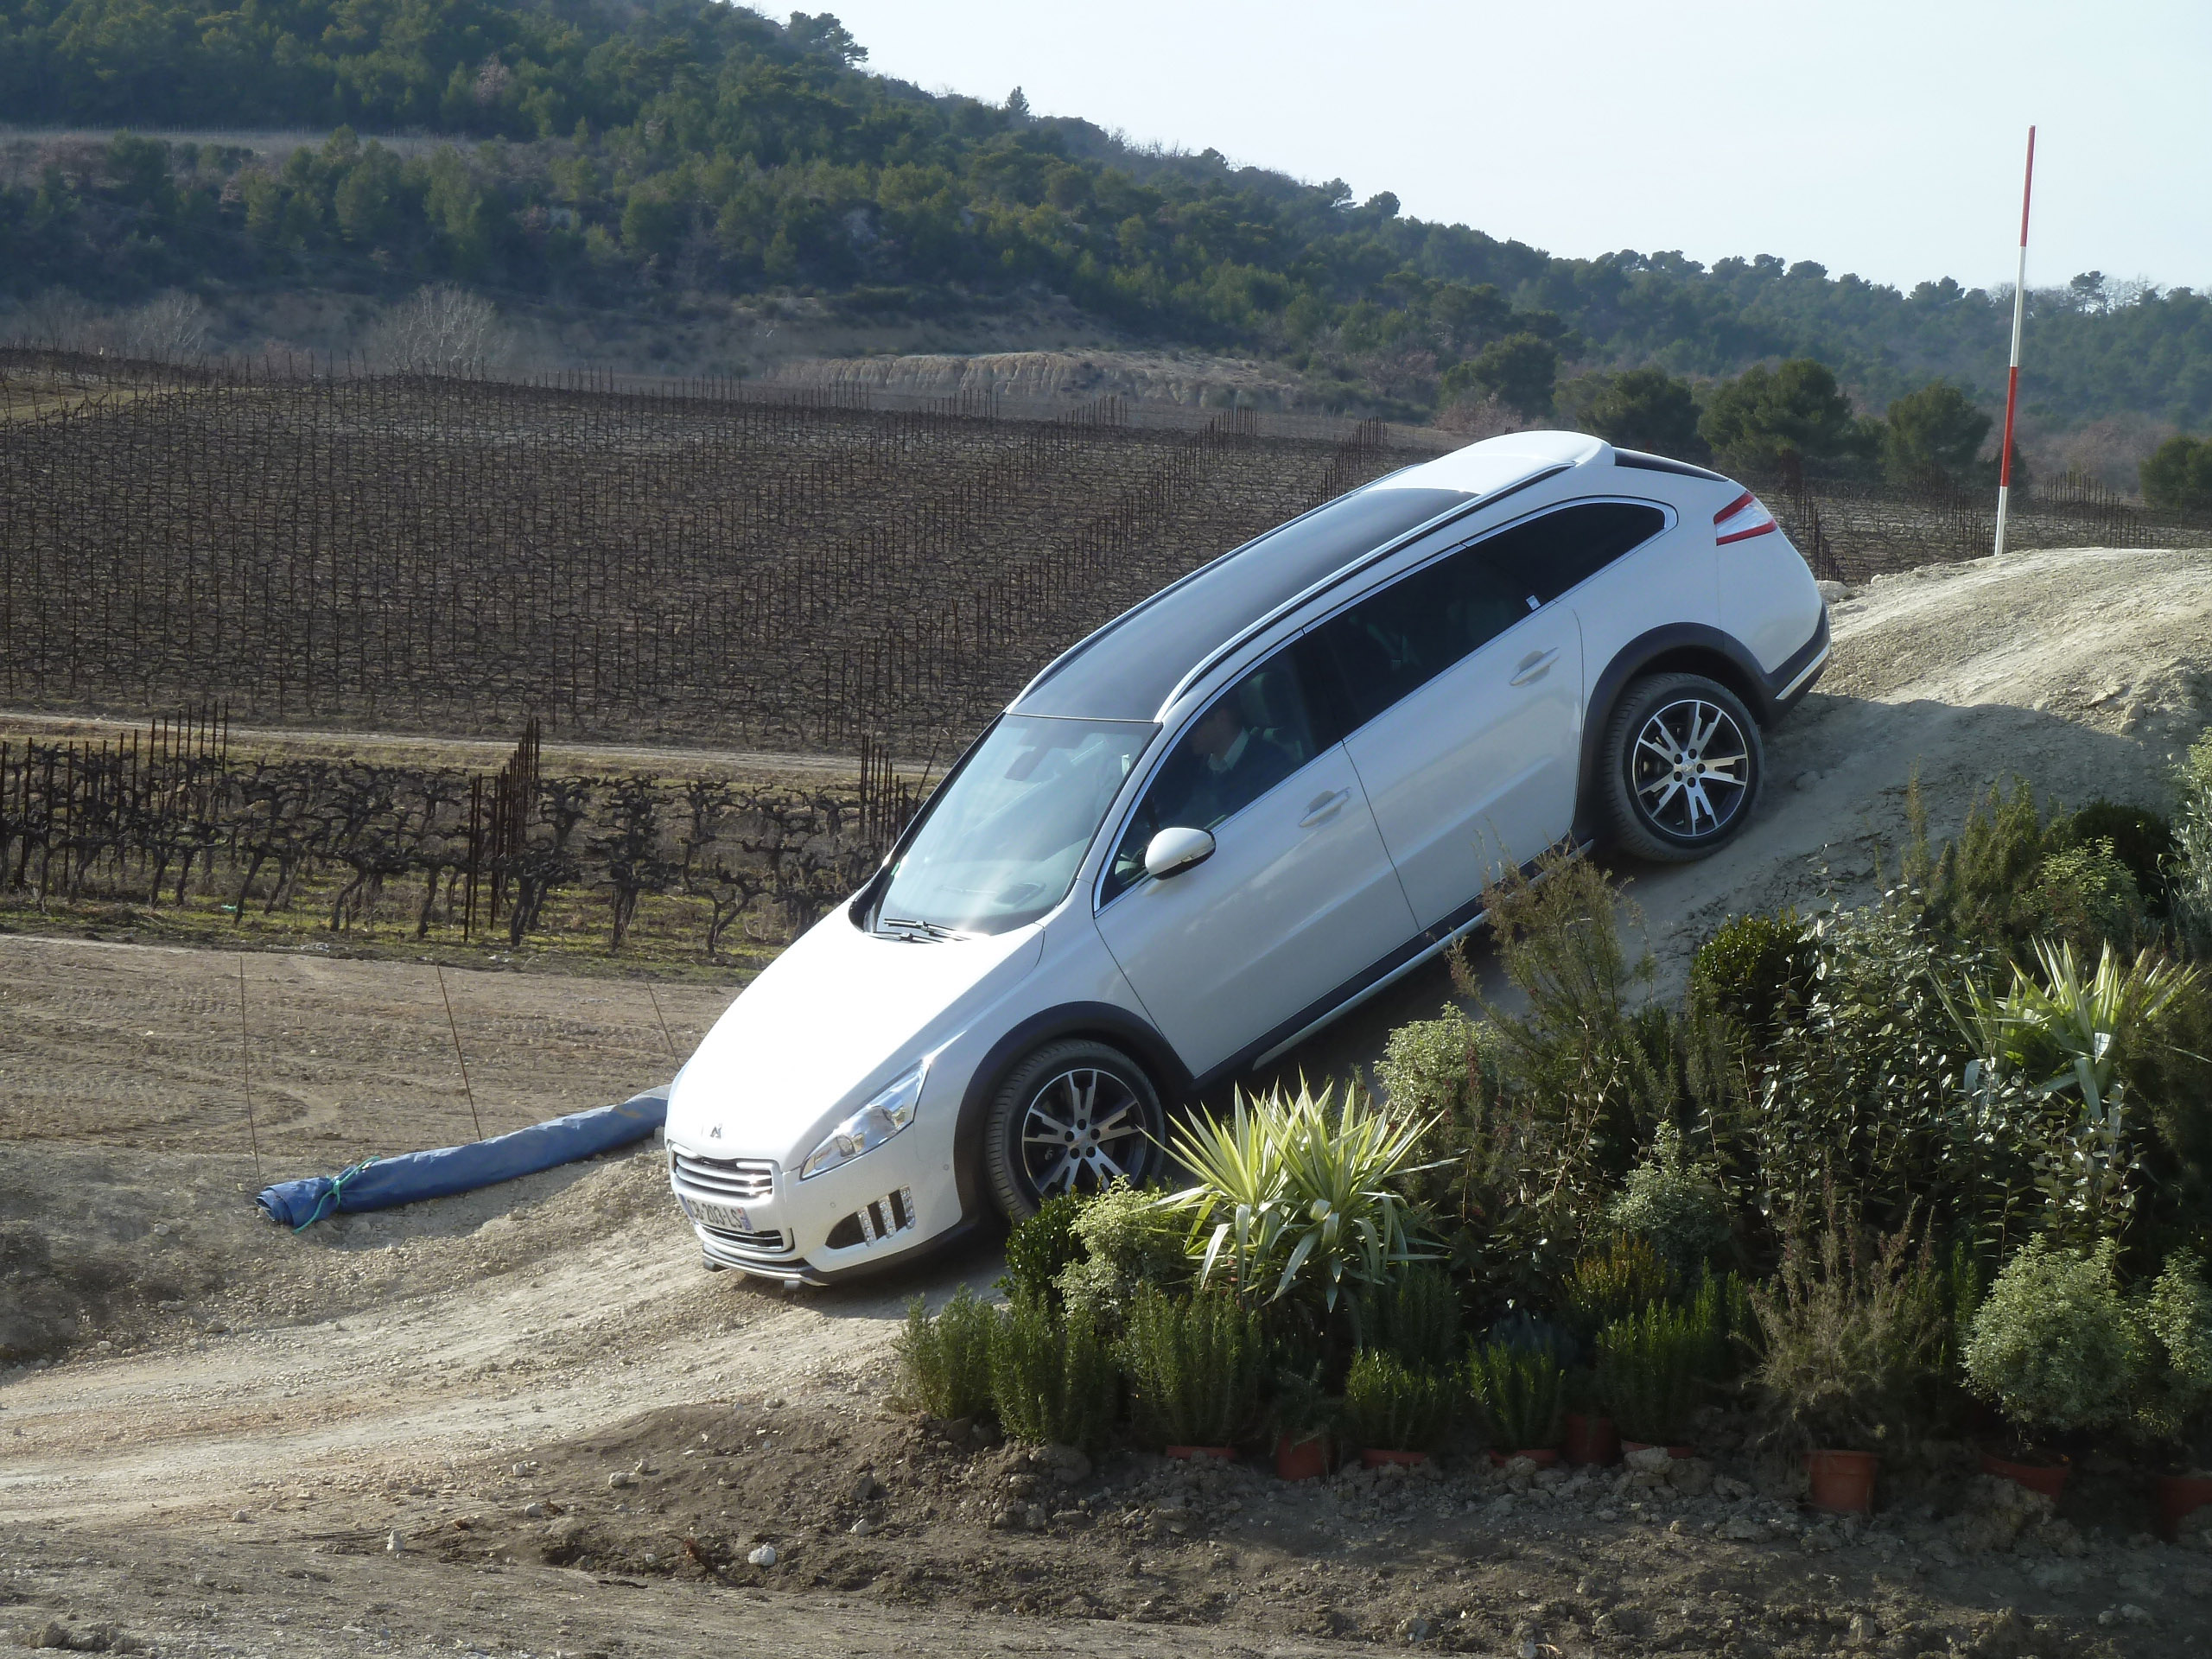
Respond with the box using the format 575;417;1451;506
1713;490;1777;544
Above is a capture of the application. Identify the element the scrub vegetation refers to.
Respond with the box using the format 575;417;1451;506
902;740;2212;1514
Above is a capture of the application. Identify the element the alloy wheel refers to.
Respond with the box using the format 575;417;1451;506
1018;1065;1155;1198
1628;696;1752;840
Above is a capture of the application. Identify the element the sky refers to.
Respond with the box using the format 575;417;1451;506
818;0;2209;296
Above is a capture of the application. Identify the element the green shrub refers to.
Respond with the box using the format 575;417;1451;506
896;1286;998;1421
2067;799;2175;911
1377;1005;1496;1124
1001;1192;1086;1304
1359;1262;1463;1371
2171;734;2212;960
1606;1122;1733;1281
1905;777;2069;951
990;1292;1118;1452
1467;1338;1567;1452
1746;1199;1944;1454
1120;1288;1264;1449
1341;1350;1459;1454
1594;1299;1714;1445
1562;1233;1671;1344
1963;1238;2143;1438
1691;910;1817;1038
2134;1251;2212;1446
2027;839;2145;956
1055;1179;1187;1331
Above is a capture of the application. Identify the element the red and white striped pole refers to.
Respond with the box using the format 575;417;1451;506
1993;124;2036;560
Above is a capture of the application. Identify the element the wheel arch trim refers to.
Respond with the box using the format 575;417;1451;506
1573;624;1775;843
950;1001;1191;1218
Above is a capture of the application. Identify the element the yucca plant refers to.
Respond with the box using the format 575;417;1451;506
1466;1338;1567;1452
1120;1287;1264;1449
896;1285;998;1421
1342;1349;1459;1455
1594;1298;1714;1446
1161;1080;1439;1315
990;1291;1117;1452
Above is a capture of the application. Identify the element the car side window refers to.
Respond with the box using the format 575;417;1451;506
1312;500;1667;733
1307;537;1530;732
1101;647;1322;903
1478;501;1667;605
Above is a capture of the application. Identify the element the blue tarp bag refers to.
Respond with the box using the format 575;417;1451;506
256;1086;669;1230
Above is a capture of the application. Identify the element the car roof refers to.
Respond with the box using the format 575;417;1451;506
1009;430;1613;723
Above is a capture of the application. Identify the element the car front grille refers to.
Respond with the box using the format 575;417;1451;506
671;1149;775;1202
699;1222;791;1254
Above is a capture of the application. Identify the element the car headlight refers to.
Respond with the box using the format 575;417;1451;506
799;1060;926;1180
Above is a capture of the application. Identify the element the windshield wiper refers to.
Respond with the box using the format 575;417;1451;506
879;914;963;943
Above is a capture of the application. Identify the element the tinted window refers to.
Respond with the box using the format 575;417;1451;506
1479;501;1666;605
1307;540;1531;732
1310;500;1667;734
1102;648;1321;902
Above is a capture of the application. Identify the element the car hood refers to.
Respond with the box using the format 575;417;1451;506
668;908;1045;1154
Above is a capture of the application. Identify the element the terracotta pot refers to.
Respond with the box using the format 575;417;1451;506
1979;1451;2069;1501
1165;1445;1236;1463
1620;1439;1695;1459
1563;1414;1618;1467
2158;1473;2212;1542
1805;1449;1879;1515
1360;1447;1430;1469
1274;1434;1331;1481
1486;1448;1561;1469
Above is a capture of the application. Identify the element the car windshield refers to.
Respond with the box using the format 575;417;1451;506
874;715;1156;937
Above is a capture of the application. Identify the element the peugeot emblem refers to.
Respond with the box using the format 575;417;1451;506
709;1124;722;1140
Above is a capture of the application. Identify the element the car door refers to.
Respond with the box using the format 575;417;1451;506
1314;502;1665;931
1092;644;1418;1079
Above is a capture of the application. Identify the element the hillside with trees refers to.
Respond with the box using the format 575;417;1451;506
3;0;2208;447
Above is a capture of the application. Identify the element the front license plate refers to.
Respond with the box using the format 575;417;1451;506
688;1198;752;1233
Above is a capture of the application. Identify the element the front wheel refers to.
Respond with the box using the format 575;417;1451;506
1598;671;1764;862
982;1039;1166;1223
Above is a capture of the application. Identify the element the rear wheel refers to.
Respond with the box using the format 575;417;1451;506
1599;672;1764;861
982;1039;1166;1223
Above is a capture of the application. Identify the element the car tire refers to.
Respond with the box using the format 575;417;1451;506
982;1038;1166;1223
1598;671;1764;862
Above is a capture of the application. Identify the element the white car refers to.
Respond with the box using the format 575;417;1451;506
665;430;1827;1284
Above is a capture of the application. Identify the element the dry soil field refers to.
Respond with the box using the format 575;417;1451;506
5;544;2212;1659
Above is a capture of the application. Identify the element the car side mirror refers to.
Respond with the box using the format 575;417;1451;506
1144;826;1216;880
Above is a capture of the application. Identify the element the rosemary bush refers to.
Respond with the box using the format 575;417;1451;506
990;1292;1118;1452
1359;1262;1463;1371
896;1285;997;1421
1467;1338;1567;1452
1594;1298;1716;1446
2135;1252;2212;1448
1342;1350;1459;1455
1120;1288;1264;1449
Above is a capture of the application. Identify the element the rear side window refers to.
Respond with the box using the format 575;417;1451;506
1307;499;1667;734
1102;647;1323;902
1480;501;1667;604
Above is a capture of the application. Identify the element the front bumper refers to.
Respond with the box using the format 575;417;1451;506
666;1141;963;1286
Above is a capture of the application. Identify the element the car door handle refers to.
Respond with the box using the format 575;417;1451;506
1297;788;1351;828
1510;647;1560;686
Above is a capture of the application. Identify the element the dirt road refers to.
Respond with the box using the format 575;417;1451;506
5;543;2212;1656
